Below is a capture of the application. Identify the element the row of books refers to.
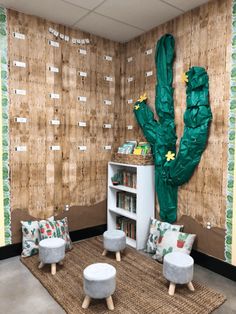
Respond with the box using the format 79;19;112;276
116;192;136;213
116;216;136;240
122;171;137;188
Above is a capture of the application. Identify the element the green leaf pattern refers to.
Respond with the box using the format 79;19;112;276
225;0;236;264
0;7;11;246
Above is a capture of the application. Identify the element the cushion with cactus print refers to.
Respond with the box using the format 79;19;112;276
21;216;54;257
152;230;196;262
145;218;183;254
39;217;72;251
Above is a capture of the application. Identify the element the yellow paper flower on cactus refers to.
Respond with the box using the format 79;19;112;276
181;72;188;83
138;92;147;102
134;104;140;110
165;151;175;161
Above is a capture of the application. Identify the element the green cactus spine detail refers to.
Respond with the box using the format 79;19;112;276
134;34;212;223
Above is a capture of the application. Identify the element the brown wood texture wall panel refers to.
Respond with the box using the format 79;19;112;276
8;9;123;228
122;0;231;234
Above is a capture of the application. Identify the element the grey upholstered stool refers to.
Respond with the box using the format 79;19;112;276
163;252;195;296
103;230;126;261
38;238;66;275
82;263;116;311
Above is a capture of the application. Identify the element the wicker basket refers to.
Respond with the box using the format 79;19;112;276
112;153;154;165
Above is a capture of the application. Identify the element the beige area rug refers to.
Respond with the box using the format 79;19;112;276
21;237;226;314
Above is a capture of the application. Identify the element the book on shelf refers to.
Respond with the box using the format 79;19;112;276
116;191;136;213
116;216;136;240
113;170;136;189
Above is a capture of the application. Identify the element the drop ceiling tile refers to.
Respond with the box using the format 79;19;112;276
163;0;209;12
0;0;89;26
74;12;144;42
62;0;105;10
95;0;183;31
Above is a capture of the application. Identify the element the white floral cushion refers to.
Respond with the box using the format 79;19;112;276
21;216;54;257
153;230;196;262
145;218;183;254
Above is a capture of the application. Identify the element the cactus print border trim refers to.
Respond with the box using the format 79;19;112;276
225;0;236;264
0;7;11;246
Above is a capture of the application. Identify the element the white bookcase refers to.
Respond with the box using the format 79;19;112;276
107;161;155;250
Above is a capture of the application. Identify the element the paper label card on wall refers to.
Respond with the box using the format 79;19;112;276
79;49;87;55
15;117;27;123
72;38;77;44
13;61;26;68
78;146;87;151
104;145;112;150
49;93;60;99
78;121;87;127
50;145;60;151
64;35;70;42
127;125;133;130
13;32;25;40
48;40;59;48
103;55;112;61
103;124;112;129
145;48;153;55
78;96;87;102
145;71;153;77
49;66;59;73
79;71;87;77
104;99;112;105
15;146;27;152
127;77;134;83
14;89;26;95
127;56;133;63
50;119;60;125
104;76;113;82
127;99;133;104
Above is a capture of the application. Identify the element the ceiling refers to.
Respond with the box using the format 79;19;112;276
0;0;209;42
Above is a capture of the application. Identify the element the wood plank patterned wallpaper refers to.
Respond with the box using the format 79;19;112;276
8;10;123;220
121;0;231;259
7;0;232;261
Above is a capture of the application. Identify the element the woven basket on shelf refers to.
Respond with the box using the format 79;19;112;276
112;153;154;165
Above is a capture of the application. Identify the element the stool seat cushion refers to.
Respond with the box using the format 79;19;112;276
39;238;65;264
39;238;65;248
103;230;126;252
83;263;116;299
163;252;194;284
84;263;116;281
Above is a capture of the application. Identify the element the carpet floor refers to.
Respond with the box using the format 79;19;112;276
21;237;226;314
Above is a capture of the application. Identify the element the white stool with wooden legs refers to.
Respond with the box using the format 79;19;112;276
103;230;126;261
38;238;65;275
82;263;116;311
163;252;195;296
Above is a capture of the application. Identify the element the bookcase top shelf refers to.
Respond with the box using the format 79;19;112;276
109;161;154;168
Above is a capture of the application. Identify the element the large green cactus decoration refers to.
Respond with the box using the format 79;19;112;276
134;34;212;223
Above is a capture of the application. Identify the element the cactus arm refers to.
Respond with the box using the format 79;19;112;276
133;99;159;145
164;67;212;186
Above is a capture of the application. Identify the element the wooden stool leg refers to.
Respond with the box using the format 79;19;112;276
102;249;107;256
82;295;91;309
168;282;176;296
38;262;44;269
106;296;114;311
58;260;63;266
187;281;195;291
116;251;121;262
51;263;56;275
